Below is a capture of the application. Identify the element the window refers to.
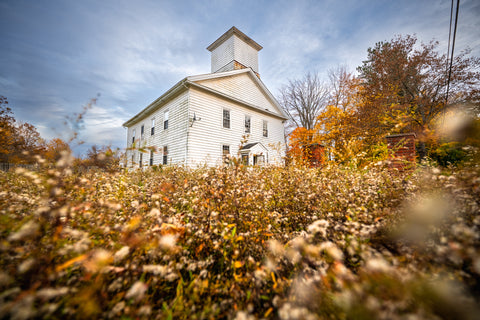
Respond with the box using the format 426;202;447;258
141;125;144;140
223;109;230;128
263;120;268;137
139;153;143;167
245;115;251;133
151;118;155;136
222;145;230;157
132;129;136;144
164;110;169;130
241;154;249;165
163;146;168;165
150;150;154;166
131;154;134;167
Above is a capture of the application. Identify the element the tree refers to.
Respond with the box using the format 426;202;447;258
43;138;71;163
82;145;121;170
314;70;368;164
0;96;44;163
327;65;358;111
0;96;16;162
357;35;480;158
279;72;330;133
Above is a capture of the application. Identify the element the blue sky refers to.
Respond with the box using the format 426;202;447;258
1;0;479;156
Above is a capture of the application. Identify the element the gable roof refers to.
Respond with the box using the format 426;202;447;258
241;142;260;150
123;68;288;127
188;68;288;119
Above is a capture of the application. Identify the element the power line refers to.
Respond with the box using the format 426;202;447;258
445;0;454;89
445;0;460;107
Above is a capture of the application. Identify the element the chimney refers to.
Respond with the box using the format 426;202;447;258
207;26;262;77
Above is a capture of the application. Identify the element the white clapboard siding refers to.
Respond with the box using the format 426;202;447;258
187;88;285;166
195;72;280;117
232;35;259;73
126;91;189;167
211;35;235;73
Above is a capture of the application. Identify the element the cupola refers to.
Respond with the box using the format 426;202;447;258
207;26;262;77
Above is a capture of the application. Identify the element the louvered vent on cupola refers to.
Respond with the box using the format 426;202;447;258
207;26;262;77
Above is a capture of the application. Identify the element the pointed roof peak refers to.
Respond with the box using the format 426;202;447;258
207;26;262;52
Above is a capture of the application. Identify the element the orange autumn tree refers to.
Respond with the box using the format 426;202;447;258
0;95;44;163
43;138;72;163
288;127;320;166
0;96;16;163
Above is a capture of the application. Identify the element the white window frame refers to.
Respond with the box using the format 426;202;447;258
222;144;230;158
163;145;168;165
244;115;251;133
223;109;230;129
151;118;155;136
164;110;169;130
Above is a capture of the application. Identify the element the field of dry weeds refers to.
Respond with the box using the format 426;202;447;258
1;158;479;319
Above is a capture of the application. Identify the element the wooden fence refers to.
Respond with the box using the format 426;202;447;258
0;163;38;172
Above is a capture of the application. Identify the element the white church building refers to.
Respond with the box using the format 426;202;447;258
123;27;288;167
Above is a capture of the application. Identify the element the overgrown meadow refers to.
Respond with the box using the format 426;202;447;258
1;156;479;319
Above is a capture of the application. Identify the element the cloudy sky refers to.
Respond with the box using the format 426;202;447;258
1;0;479;156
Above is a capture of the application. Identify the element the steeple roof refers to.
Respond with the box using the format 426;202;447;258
206;26;262;52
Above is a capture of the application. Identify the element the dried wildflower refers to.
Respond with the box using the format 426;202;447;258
320;242;344;261
268;239;285;257
18;258;35;274
7;220;39;242
159;234;177;250
84;249;112;273
234;311;256;320
73;238;91;253
0;272;13;287
143;265;167;276
307;219;329;237
125;281;147;302
111;301;125;314
36;287;69;300
113;246;130;263
138;305;152;317
365;257;390;273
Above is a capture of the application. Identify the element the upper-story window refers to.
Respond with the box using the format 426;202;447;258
141;125;145;140
245;115;251;133
263;120;268;137
132;129;136;144
151;118;155;136
164;110;169;130
223;109;230;128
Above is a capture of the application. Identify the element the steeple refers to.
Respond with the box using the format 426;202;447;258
207;27;262;77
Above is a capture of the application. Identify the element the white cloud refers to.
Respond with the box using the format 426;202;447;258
1;0;478;155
